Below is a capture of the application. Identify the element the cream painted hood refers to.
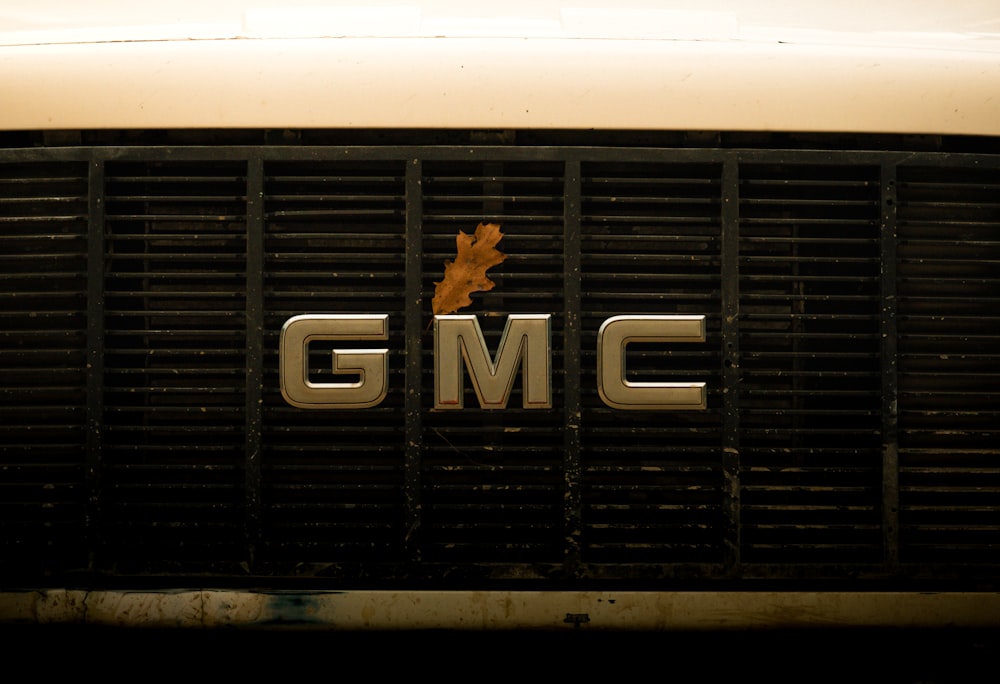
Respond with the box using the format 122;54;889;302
2;1;999;133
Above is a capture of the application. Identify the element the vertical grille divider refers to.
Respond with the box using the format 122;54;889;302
86;156;106;570
880;162;900;569
405;158;424;561
245;155;264;569
563;159;583;572
721;157;741;573
480;163;504;455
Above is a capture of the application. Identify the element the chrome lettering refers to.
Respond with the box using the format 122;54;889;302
597;315;707;410
278;312;708;411
279;314;389;409
434;314;552;410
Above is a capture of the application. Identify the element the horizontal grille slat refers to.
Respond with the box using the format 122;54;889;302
262;159;409;565
738;161;883;564
896;163;1000;563
579;160;724;564
0;160;90;575
98;160;250;568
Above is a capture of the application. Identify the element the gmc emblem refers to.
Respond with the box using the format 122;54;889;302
280;314;707;411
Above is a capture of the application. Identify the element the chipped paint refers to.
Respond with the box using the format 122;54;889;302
2;590;999;630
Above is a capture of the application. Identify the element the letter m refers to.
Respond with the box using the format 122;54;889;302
434;314;552;409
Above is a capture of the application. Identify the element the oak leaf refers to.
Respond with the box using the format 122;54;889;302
432;222;506;315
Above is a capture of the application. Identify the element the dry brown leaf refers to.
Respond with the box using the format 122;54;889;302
432;222;506;316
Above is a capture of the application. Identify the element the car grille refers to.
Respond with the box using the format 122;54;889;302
1;132;998;588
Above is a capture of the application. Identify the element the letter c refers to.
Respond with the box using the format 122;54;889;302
597;315;707;410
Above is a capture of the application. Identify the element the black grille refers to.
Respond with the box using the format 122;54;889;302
1;135;998;588
738;163;883;564
580;161;723;565
897;165;1000;564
